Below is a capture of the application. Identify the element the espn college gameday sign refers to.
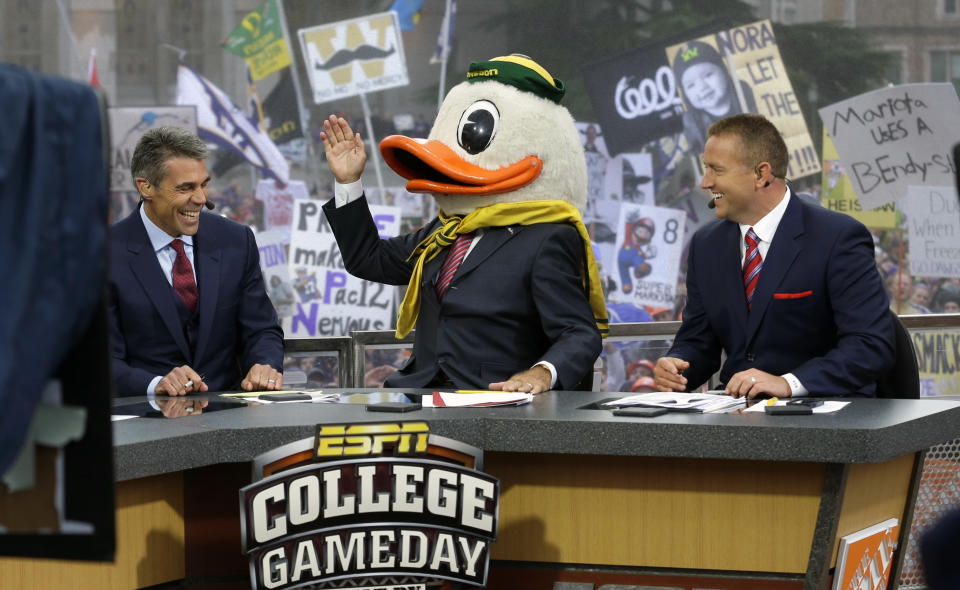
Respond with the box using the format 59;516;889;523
240;422;500;589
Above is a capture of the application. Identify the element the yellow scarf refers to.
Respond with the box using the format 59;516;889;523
396;200;609;338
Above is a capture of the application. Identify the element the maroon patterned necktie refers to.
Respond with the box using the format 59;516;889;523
170;239;199;313
743;227;762;309
435;232;474;299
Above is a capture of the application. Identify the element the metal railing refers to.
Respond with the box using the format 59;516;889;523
282;314;960;389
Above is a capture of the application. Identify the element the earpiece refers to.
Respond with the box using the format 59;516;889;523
763;179;771;188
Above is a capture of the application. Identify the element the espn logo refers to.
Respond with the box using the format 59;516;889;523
315;422;429;457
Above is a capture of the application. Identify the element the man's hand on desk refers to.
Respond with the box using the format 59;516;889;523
489;365;551;394
241;363;284;392
654;357;689;391
156;365;207;396
156;397;208;418
726;369;791;399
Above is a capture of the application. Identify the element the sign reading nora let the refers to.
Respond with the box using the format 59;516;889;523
240;422;499;589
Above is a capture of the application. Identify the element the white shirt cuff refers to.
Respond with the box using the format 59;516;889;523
782;372;808;397
535;361;558;389
334;180;364;207
147;375;162;396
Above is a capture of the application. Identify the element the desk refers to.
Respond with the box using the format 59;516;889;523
4;391;959;589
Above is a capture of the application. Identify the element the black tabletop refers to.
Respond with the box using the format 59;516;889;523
110;389;960;481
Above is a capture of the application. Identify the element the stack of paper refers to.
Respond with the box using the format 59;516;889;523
427;390;533;408
603;391;745;413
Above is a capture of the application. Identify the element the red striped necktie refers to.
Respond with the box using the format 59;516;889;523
435;232;474;299
743;227;762;309
170;239;199;313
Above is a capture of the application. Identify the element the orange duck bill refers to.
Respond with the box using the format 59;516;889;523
380;135;542;196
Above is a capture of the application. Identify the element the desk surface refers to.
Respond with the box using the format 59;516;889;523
111;390;960;481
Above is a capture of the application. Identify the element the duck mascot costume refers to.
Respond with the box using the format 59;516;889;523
322;54;607;393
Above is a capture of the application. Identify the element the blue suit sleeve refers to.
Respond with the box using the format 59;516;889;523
237;225;284;373
666;233;722;390
791;221;894;394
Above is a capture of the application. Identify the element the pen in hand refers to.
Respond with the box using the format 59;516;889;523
184;374;205;390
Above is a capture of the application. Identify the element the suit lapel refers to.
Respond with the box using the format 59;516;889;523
193;224;221;363
126;217;192;360
745;192;803;341
456;226;517;277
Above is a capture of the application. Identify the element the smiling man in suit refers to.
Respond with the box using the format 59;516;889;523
108;126;283;396
655;114;894;398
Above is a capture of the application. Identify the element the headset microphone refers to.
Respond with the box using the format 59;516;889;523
707;198;716;209
764;180;771;188
204;200;215;210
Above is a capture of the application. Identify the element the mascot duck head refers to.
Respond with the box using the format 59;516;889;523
381;54;586;215
382;54;607;338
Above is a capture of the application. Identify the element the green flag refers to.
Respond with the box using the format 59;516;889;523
222;0;291;80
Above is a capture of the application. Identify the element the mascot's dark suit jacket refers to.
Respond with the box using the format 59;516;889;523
108;208;283;396
324;196;602;390
669;191;894;396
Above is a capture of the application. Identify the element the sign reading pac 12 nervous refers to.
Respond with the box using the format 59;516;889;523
288;199;400;337
298;11;409;104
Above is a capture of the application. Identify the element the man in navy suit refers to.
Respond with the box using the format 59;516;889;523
108;127;283;396
655;114;894;398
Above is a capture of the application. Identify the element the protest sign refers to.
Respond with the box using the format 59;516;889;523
667;19;819;180
821;128;899;229
298;12;409;104
607;203;686;310
818;83;960;210
913;331;960;397
575;122;614;207
287;199;400;337
897;185;960;278
254;179;308;237
255;228;295;318
108;107;196;191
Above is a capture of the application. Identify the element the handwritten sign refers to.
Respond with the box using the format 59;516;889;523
912;331;960;397
818;83;960;210
897;185;960;278
821;128;899;229
287;199;400;337
607;203;686;310
255;228;295;318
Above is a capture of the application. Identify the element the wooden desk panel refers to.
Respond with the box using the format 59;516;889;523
0;472;184;589
486;452;824;573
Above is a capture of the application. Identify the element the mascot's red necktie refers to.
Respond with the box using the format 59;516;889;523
743;227;762;309
170;239;199;313
435;232;474;299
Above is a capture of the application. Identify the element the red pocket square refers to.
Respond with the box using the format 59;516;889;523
773;290;813;299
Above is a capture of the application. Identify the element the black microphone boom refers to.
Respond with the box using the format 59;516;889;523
707;198;716;209
204;200;215;210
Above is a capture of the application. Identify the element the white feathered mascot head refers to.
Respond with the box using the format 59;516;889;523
380;54;587;216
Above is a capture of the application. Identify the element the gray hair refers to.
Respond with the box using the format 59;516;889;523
130;126;209;189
